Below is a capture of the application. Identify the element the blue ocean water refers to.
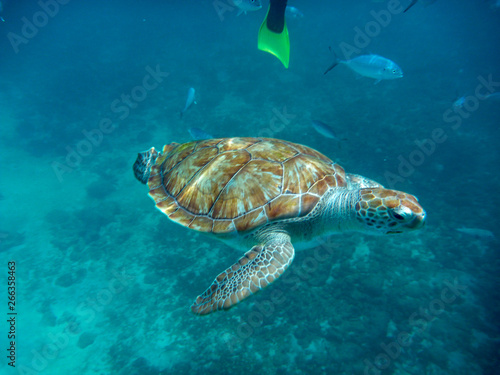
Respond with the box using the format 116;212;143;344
1;0;499;374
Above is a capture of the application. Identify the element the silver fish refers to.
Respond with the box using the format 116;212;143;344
456;227;495;239
180;87;196;119
232;0;262;16
485;92;500;101
311;120;339;139
188;127;214;140
325;51;403;83
285;6;304;19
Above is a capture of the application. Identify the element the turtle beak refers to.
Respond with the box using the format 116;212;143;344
386;210;426;234
407;211;426;230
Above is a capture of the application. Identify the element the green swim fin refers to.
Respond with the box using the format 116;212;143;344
258;2;290;69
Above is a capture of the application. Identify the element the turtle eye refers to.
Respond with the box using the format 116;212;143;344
392;212;405;220
390;206;413;221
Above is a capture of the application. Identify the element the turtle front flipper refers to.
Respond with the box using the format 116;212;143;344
191;236;295;315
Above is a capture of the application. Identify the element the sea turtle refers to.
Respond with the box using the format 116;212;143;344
133;137;426;315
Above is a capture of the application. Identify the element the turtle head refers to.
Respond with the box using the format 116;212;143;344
354;188;426;234
133;147;159;184
133;143;179;184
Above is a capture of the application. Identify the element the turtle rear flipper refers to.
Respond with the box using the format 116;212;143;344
191;235;295;315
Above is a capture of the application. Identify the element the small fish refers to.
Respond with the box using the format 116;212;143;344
453;95;466;109
285;6;304;19
324;50;403;83
404;0;438;12
456;227;495;239
484;92;500;101
232;0;262;16
311;120;338;139
311;120;347;143
404;0;418;12
188;127;214;140
180;87;196;119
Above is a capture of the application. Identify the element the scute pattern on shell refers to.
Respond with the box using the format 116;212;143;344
147;138;346;233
